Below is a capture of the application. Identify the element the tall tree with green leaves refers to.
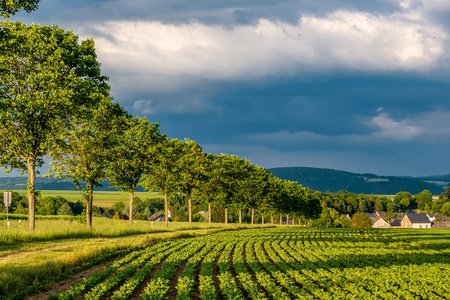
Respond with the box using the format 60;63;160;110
0;0;40;17
194;154;227;225
107;116;165;224
0;22;109;230
142;138;184;227
177;139;207;225
49;101;125;227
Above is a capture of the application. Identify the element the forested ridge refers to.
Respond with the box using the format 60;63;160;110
268;167;445;195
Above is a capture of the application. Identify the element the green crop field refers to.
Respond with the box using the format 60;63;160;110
2;224;449;300
9;190;162;208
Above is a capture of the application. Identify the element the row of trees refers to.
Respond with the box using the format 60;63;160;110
0;3;322;230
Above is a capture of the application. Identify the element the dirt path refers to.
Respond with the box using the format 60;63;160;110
25;260;111;300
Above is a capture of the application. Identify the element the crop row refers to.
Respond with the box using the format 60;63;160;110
39;227;449;300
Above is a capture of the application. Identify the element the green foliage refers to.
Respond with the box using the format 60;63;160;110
0;0;40;17
0;21;110;230
211;206;226;223
394;191;413;211
351;212;373;228
36;196;68;215
415;189;433;210
309;207;339;227
57;203;73;216
441;202;450;216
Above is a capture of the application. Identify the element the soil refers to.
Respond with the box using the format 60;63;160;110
25;261;111;300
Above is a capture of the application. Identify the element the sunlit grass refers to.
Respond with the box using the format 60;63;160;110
9;190;162;208
0;217;237;296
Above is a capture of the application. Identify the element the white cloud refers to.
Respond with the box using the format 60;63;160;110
368;112;423;140
132;99;154;115
79;8;447;92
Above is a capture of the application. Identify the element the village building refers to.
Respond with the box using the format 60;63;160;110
372;217;390;228
390;218;402;227
401;213;432;228
148;212;165;222
366;213;390;228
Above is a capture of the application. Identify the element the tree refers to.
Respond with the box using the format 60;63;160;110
49;101;125;227
0;22;109;230
415;190;433;211
176;139;207;225
441;202;450;217
1;0;40;17
394;192;413;211
351;212;373;228
194;154;224;225
57;203;73;215
142;138;184;227
36;196;68;215
107;116;165;224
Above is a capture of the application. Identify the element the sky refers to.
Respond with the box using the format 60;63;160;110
5;0;450;177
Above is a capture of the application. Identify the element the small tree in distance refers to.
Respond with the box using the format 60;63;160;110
351;212;373;228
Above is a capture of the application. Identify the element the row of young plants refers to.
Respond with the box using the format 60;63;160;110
24;227;450;300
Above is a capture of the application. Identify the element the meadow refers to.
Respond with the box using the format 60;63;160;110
9;190;162;208
1;221;449;300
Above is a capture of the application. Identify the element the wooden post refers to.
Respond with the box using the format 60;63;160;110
225;208;228;224
208;202;211;225
188;195;192;225
164;192;169;227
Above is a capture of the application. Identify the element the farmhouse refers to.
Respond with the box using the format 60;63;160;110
366;213;390;228
148;212;165;222
401;213;432;228
372;217;390;228
390;218;402;227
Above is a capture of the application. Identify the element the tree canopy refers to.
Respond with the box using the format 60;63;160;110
0;21;109;230
0;0;40;17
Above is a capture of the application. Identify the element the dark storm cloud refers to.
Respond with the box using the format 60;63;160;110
4;0;450;178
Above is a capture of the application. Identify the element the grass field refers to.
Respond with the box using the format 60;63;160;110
9;190;163;208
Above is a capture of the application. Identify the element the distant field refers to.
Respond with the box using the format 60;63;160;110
10;190;163;208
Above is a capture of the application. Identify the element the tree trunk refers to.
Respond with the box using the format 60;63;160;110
239;210;242;225
251;208;254;225
271;214;274;225
225;208;228;224
208;202;211;225
85;181;94;227
262;215;264;225
188;195;192;225
164;192;169;227
279;215;282;225
292;216;295;226
129;190;134;224
27;159;36;231
299;219;301;226
286;214;289;225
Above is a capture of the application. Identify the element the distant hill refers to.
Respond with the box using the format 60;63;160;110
268;167;446;195
0;177;146;192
